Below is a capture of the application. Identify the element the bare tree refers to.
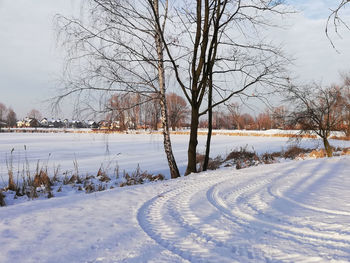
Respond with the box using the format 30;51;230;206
107;94;128;131
240;113;256;130
271;106;288;129
326;0;350;48
0;103;7;122
166;93;189;131
140;93;161;130
149;0;289;174
107;93;145;130
285;83;344;157
256;109;272;130
227;103;242;130
6;108;17;128
27;109;42;120
56;0;180;178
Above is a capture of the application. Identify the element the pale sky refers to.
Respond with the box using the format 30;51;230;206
0;0;349;119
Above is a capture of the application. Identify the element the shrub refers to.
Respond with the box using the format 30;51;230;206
283;146;312;159
309;149;326;158
225;146;259;162
196;154;223;171
225;146;260;169
33;169;52;188
207;156;223;170
97;167;111;182
261;152;279;164
120;165;164;187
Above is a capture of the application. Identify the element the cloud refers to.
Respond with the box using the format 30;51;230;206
286;0;339;19
267;6;350;85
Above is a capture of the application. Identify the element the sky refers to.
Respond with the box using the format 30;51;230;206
0;0;349;119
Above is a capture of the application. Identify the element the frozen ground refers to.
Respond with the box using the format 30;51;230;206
1;132;350;182
0;156;349;262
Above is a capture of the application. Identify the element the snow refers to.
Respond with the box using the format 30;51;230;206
1;156;350;262
1;132;350;183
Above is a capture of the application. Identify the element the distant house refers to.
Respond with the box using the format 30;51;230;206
17;120;25;128
110;120;120;130
17;118;39;128
25;118;39;127
87;120;98;129
54;119;63;128
63;119;71;128
71;120;84;129
47;119;64;128
98;120;110;129
40;118;49;127
98;120;120;130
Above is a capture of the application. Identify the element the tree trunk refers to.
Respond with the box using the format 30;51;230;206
185;106;199;175
153;117;158;131
154;0;180;179
203;78;213;171
159;95;180;178
323;137;333;157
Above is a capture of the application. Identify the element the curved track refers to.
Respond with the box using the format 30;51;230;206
137;158;350;262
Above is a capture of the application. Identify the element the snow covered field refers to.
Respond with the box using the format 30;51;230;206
1;132;350;182
1;156;349;262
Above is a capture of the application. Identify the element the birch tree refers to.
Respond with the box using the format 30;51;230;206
56;0;180;178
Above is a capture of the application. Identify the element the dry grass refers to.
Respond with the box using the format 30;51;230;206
282;146;313;159
196;154;223;171
120;165;164;187
261;152;282;164
97;167;111;182
308;149;326;158
4;128;329;140
0;150;165;207
197;143;348;172
342;147;350;155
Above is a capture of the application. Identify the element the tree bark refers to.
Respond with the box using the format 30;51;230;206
154;0;180;179
323;137;333;157
203;78;213;171
185;105;199;175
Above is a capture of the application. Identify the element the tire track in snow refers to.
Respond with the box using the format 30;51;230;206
137;160;350;262
206;166;350;260
137;174;240;262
